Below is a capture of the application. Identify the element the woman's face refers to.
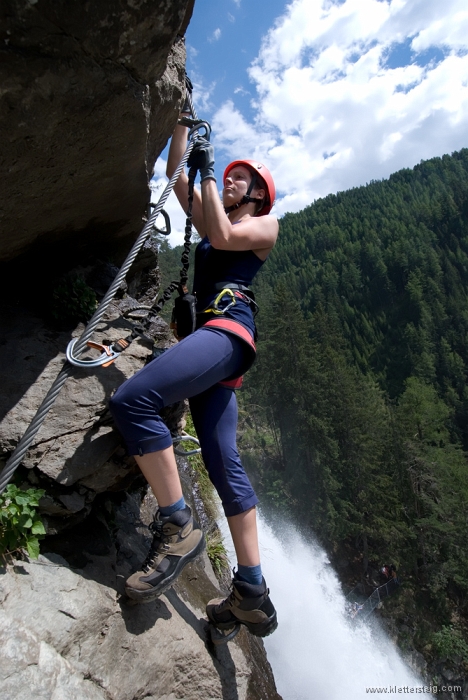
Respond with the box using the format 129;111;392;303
222;165;254;206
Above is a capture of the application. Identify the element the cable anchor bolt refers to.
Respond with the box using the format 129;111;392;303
178;117;211;140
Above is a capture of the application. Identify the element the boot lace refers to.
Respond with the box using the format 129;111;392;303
142;518;168;573
219;578;239;610
224;588;238;609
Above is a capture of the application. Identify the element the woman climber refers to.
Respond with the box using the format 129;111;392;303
109;98;278;638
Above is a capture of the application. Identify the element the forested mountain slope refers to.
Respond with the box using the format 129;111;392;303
241;149;468;668
265;148;468;418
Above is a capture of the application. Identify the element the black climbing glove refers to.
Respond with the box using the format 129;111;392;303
181;73;193;114
188;137;216;183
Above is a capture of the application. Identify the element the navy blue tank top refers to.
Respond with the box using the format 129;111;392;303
193;235;265;335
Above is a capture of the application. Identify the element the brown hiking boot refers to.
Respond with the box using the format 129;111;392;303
206;573;278;638
125;506;205;602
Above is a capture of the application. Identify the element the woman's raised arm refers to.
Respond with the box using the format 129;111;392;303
166;116;206;237
200;178;278;258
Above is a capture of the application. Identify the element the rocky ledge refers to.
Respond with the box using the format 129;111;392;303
0;487;281;700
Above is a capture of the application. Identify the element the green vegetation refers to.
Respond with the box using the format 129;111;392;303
50;273;97;324
0;484;46;561
206;530;229;577
176;413;229;576
237;149;468;637
432;625;468;663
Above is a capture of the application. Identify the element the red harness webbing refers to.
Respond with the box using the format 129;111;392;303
202;318;256;389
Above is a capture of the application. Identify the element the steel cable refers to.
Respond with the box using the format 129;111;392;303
0;133;197;494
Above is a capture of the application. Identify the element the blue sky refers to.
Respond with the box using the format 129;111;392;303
184;0;289;124
152;0;468;245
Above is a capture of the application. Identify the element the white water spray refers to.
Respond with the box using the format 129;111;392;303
218;511;422;700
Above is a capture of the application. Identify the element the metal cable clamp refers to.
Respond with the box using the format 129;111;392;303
66;338;129;368
172;432;201;456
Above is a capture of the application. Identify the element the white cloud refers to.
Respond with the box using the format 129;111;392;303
411;9;468;51
184;73;217;116
211;0;468;216
186;44;198;61
234;86;251;96
208;28;222;43
212;100;277;160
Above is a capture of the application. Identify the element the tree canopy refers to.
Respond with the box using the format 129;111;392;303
240;149;468;629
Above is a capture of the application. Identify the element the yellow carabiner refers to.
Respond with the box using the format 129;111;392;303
203;288;237;315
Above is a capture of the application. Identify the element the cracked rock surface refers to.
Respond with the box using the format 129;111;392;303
0;280;185;527
0;0;194;262
0;492;281;700
0;303;153;487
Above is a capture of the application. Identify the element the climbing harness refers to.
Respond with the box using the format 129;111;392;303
212;285;258;318
202;287;237;316
0;83;206;494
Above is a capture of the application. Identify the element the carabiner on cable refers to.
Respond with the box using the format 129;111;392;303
147;207;171;236
66;338;127;369
178;117;212;142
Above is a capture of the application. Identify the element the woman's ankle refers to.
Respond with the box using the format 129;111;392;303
236;563;263;586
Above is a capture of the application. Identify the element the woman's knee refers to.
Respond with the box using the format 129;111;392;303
109;379;152;421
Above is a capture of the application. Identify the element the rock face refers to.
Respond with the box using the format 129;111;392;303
0;303;155;486
0;247;185;525
0;0;194;262
0;4;283;695
0;489;281;700
0;291;282;698
0;288;282;699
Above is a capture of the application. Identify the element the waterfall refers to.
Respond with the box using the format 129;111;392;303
218;510;422;700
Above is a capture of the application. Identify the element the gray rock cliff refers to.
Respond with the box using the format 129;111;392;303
0;2;282;697
0;487;281;700
0;0;194;262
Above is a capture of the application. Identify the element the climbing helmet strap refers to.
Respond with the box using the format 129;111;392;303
224;172;261;213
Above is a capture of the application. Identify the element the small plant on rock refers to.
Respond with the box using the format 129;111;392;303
206;530;229;577
51;274;97;324
0;484;46;561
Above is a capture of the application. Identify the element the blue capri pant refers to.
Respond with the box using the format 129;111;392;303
109;327;258;517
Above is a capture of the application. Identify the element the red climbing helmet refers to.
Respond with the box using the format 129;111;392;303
223;159;276;216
